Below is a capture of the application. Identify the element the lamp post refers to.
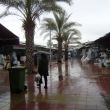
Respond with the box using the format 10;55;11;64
49;30;52;66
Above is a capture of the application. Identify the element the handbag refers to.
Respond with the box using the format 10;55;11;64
35;73;41;83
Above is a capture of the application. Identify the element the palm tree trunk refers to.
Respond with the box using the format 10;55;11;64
58;38;62;63
58;37;63;80
64;44;68;61
25;25;35;74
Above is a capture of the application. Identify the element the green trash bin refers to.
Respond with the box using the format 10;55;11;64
8;66;26;93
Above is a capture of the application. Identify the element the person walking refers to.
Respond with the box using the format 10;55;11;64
38;53;49;89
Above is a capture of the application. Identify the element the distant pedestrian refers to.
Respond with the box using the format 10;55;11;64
11;52;18;66
38;53;49;89
5;55;11;69
0;54;5;69
20;56;26;65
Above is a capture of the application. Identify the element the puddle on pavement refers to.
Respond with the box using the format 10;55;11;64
71;72;80;77
102;94;110;109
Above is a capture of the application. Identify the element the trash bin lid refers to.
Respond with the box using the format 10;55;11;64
8;66;25;70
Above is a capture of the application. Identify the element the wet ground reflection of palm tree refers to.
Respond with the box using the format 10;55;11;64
49;64;53;93
10;93;26;110
58;63;63;80
65;61;69;76
27;74;35;92
36;89;49;110
64;61;71;87
70;58;74;67
26;91;36;110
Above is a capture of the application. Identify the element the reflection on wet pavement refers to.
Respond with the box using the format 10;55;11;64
0;59;110;110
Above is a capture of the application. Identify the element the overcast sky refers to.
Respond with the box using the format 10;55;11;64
0;0;110;46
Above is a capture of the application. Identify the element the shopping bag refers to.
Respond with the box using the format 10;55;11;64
35;73;41;82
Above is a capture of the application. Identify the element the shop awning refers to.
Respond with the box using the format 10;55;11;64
0;23;19;45
94;33;110;49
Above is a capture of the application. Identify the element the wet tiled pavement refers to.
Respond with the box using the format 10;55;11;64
0;59;110;110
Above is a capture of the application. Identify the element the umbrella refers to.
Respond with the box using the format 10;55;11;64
0;23;19;45
33;51;51;55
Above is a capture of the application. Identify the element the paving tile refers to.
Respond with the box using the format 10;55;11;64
0;59;110;110
75;104;86;110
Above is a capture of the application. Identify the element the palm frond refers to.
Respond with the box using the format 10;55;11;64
40;30;49;36
53;12;61;32
43;33;50;40
0;9;22;18
40;17;58;39
41;18;57;30
55;0;72;5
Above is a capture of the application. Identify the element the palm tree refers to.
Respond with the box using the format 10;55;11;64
0;0;72;73
63;29;81;60
40;11;79;63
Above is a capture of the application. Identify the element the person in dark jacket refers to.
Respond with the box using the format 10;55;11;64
38;53;49;89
